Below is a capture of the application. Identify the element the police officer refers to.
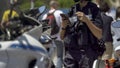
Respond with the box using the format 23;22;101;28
60;0;101;68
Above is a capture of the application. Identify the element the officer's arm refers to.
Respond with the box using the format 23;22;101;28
76;12;102;39
84;18;102;39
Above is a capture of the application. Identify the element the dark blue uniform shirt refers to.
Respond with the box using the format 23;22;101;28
65;1;100;48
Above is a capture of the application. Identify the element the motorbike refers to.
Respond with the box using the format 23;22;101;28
110;20;120;68
0;5;56;68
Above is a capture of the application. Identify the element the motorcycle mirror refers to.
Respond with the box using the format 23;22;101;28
39;34;52;44
38;6;46;14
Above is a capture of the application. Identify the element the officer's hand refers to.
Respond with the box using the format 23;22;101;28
75;12;89;23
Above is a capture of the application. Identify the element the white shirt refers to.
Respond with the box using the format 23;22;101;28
42;9;63;40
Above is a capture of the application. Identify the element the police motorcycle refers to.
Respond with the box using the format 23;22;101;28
0;2;56;68
19;4;63;68
111;21;120;68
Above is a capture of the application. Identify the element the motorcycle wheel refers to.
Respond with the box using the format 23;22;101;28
28;59;37;68
93;59;105;68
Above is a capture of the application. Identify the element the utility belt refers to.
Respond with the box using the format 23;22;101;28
51;36;57;40
65;44;90;51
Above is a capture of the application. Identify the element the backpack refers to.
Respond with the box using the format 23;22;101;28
46;10;60;35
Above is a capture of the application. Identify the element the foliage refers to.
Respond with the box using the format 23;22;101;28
20;0;75;10
58;0;74;8
20;0;113;9
20;0;45;10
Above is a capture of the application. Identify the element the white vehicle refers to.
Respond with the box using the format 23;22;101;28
0;5;55;68
111;20;120;68
111;20;120;49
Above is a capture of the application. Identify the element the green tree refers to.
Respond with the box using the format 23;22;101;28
20;0;76;9
58;0;74;8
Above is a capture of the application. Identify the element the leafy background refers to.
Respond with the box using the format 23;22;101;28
20;0;111;9
20;0;74;10
0;0;117;21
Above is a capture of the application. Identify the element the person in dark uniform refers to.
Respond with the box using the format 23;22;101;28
60;0;103;68
96;1;113;68
75;1;114;68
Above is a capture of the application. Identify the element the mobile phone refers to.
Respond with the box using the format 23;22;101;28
60;14;68;20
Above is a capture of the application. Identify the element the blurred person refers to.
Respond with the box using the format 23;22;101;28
42;0;64;68
75;1;114;68
60;0;102;68
98;1;113;68
96;0;116;20
0;0;19;40
1;0;19;28
42;0;63;40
